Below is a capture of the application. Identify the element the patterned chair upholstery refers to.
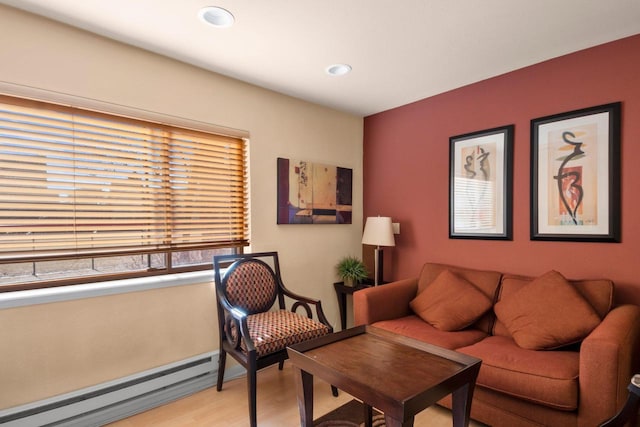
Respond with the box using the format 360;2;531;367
214;252;336;427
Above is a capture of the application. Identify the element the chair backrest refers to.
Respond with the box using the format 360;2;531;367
215;254;280;315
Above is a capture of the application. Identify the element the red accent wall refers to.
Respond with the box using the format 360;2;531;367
363;34;640;306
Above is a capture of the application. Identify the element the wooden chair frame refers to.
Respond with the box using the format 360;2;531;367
213;251;336;427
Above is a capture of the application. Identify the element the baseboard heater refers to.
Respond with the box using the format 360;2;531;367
0;352;229;427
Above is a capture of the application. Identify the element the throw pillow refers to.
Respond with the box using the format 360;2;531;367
494;270;601;350
409;269;492;331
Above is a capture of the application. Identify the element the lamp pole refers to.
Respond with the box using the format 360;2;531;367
374;246;383;286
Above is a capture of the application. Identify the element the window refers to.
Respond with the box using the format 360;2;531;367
0;95;248;291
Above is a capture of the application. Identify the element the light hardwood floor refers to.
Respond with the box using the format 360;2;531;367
107;362;485;427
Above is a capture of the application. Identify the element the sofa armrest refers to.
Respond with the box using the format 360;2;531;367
353;278;418;326
578;304;640;427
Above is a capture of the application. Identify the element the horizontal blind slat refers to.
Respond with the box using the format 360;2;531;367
0;95;248;261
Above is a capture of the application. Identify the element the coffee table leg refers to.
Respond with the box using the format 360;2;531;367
452;381;475;427
363;403;373;427
292;367;314;427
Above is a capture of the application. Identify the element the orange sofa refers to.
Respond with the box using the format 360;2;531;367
354;262;640;427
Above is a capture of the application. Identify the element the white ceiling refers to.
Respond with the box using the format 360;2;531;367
2;0;640;117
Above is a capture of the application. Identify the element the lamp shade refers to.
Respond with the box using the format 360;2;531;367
362;216;395;247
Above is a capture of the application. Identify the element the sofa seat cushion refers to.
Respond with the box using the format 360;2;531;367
372;315;488;350
457;335;579;411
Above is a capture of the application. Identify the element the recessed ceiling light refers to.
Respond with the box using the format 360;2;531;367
326;64;352;76
198;6;235;28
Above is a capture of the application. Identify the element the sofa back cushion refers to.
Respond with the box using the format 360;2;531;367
493;273;614;338
417;263;502;334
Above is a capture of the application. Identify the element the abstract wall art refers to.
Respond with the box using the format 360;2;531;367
277;157;352;224
449;125;514;240
531;102;621;242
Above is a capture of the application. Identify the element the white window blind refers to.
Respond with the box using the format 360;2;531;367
0;95;248;264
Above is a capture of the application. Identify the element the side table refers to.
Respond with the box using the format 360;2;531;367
333;280;373;331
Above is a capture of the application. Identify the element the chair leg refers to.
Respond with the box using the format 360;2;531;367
278;360;285;370
247;368;257;427
216;349;227;391
331;385;339;397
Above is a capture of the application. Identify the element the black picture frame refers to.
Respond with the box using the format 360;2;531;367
449;125;514;240
530;102;621;242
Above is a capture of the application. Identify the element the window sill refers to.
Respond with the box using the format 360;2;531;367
0;270;216;309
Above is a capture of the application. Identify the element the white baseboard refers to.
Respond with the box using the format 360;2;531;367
56;373;216;427
0;352;248;427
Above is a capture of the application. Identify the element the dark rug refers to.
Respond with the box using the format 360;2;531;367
313;399;385;427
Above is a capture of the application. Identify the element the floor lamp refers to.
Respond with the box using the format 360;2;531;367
362;216;395;285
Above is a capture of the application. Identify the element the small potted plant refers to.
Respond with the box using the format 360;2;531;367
336;256;368;287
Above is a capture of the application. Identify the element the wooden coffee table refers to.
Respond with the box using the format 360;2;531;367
287;325;482;427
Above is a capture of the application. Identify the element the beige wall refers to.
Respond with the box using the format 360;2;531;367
0;282;217;408
0;5;363;409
